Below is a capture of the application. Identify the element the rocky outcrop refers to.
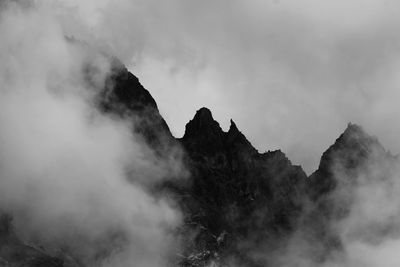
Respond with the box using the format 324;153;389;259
99;61;176;155
2;63;398;266
175;108;307;266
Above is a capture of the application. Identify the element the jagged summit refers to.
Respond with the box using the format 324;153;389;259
181;107;259;158
342;122;376;142
182;107;223;140
344;122;364;134
228;119;238;132
181;107;225;156
304;123;398;262
100;63;177;153
194;107;214;121
226;119;258;156
324;123;384;164
176;106;308;266
308;123;388;199
337;123;385;155
3;57;397;267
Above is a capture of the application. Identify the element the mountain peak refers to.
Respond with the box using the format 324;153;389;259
308;123;387;199
334;123;383;154
322;123;383;165
226;119;258;155
193;107;214;123
99;62;174;153
181;107;225;155
183;107;223;139
228;119;239;133
342;122;367;139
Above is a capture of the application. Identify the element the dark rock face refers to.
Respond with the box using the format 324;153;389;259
2;64;398;266
0;215;64;267
176;108;307;266
99;61;176;154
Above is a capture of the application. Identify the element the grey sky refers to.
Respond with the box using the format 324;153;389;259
59;0;400;173
2;1;400;265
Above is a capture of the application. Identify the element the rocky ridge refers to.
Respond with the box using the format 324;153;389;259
1;64;397;267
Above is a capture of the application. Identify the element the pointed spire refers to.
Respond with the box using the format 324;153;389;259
342;122;366;138
308;122;389;199
226;119;258;155
337;123;382;152
228;119;239;134
192;107;215;125
182;107;223;142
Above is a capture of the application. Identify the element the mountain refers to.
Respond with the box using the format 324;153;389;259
308;123;388;200
98;66;308;266
303;123;398;263
99;60;176;154
1;63;398;266
175;108;307;266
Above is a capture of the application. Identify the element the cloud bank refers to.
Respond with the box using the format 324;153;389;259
0;1;183;266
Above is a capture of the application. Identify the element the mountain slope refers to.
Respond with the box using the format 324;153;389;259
303;123;398;263
175;108;307;266
99;61;176;154
1;64;398;267
308;123;388;200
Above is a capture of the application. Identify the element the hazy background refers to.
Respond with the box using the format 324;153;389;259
55;0;400;173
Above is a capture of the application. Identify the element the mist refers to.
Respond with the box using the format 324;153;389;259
2;1;400;267
328;140;400;267
260;128;400;267
51;0;400;174
0;1;184;266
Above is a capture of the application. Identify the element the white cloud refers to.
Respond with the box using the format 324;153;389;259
0;2;183;266
56;0;400;173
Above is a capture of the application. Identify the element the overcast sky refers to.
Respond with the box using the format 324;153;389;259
58;0;400;173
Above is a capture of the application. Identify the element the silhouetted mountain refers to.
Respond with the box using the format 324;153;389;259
308;123;387;200
99;60;176;154
176;108;307;266
303;123;398;263
2;64;398;266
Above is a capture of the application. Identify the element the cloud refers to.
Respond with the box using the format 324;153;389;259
264;129;400;267
50;0;400;173
0;2;183;266
2;1;400;266
329;147;400;267
43;1;400;265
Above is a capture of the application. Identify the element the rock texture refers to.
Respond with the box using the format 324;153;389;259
176;108;307;266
